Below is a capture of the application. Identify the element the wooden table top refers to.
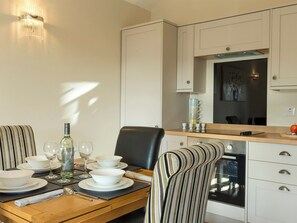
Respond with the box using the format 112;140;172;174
0;169;152;223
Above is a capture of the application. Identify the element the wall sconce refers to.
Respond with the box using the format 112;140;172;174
19;13;44;38
250;72;260;80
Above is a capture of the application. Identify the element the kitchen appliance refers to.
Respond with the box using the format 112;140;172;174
188;137;246;207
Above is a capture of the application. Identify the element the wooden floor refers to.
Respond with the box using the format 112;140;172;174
109;211;244;223
205;212;244;223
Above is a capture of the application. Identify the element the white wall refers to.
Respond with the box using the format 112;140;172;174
151;0;297;127
0;0;150;156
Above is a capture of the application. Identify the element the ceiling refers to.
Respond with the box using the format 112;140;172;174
124;0;158;11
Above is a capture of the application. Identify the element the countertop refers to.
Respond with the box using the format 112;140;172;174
165;124;297;145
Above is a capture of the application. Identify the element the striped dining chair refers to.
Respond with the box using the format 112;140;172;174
0;125;37;170
145;142;224;223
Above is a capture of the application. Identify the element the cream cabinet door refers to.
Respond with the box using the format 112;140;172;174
248;179;297;223
194;11;270;57
177;25;195;92
121;23;162;127
160;135;187;155
271;5;297;89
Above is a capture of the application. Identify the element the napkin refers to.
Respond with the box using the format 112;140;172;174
15;189;64;207
125;171;152;183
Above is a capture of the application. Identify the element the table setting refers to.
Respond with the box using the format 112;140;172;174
0;141;151;208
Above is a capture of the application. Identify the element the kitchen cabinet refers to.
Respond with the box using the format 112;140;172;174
194;11;270;57
121;20;187;128
160;134;187;156
177;25;206;93
248;142;297;223
270;5;297;89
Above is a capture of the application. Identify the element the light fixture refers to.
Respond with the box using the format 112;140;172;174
19;13;44;38
250;72;260;80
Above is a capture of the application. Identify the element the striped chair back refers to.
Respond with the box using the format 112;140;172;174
0;125;37;170
145;142;224;223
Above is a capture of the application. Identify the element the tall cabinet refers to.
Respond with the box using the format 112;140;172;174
121;20;187;128
270;5;297;89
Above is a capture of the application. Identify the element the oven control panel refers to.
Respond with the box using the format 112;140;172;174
187;137;246;155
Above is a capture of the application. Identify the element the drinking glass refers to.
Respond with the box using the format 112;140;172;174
43;141;59;180
78;141;93;179
56;146;71;184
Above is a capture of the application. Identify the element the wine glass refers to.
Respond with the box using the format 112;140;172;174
43;141;59;180
78;141;93;179
56;146;71;184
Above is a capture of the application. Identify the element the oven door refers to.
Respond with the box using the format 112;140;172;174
208;153;245;207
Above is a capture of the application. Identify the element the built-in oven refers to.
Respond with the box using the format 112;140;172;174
187;137;246;207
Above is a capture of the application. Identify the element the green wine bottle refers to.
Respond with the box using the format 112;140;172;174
60;123;74;179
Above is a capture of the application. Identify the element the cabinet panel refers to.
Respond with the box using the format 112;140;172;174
161;135;187;155
177;25;194;92
271;5;297;89
121;23;162;127
248;179;297;223
249;160;297;185
194;11;269;57
249;142;297;165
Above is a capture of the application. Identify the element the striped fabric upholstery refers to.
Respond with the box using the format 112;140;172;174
0;125;37;170
145;142;224;223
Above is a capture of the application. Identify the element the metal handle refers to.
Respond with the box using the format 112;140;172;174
279;186;290;192
272;75;277;80
155;125;159;128
226;46;230;51
279;169;291;175
180;142;184;146
222;155;237;160
186;80;190;84
279;151;291;156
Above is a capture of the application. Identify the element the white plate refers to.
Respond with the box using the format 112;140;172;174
86;178;127;189
17;162;61;173
87;162;128;170
0;178;39;190
0;178;48;194
79;177;134;192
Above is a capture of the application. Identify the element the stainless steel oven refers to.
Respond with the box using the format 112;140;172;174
187;137;246;207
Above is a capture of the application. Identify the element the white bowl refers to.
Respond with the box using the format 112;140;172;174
0;170;34;187
89;169;125;186
26;155;50;168
95;155;122;167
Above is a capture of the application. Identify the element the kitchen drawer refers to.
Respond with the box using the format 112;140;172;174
249;160;297;185
248;179;297;223
249;142;297;165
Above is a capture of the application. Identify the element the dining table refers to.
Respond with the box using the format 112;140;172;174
0;167;152;223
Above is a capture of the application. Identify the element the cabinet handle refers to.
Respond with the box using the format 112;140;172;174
272;75;277;80
155;125;159;128
180;142;184;146
279;186;290;192
278;169;291;175
279;151;291;156
186;80;190;84
226;46;230;51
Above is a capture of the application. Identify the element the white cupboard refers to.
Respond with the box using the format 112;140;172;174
248;142;297;223
194;11;270;57
271;5;297;89
121;20;188;128
160;134;187;156
177;25;196;92
177;25;206;93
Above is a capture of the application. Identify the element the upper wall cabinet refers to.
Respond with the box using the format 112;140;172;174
177;25;195;92
177;25;206;93
121;21;188;128
271;5;297;89
194;11;270;57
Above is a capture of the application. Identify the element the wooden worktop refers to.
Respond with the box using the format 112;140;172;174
166;123;297;145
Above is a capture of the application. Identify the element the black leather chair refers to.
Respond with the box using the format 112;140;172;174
114;126;165;170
